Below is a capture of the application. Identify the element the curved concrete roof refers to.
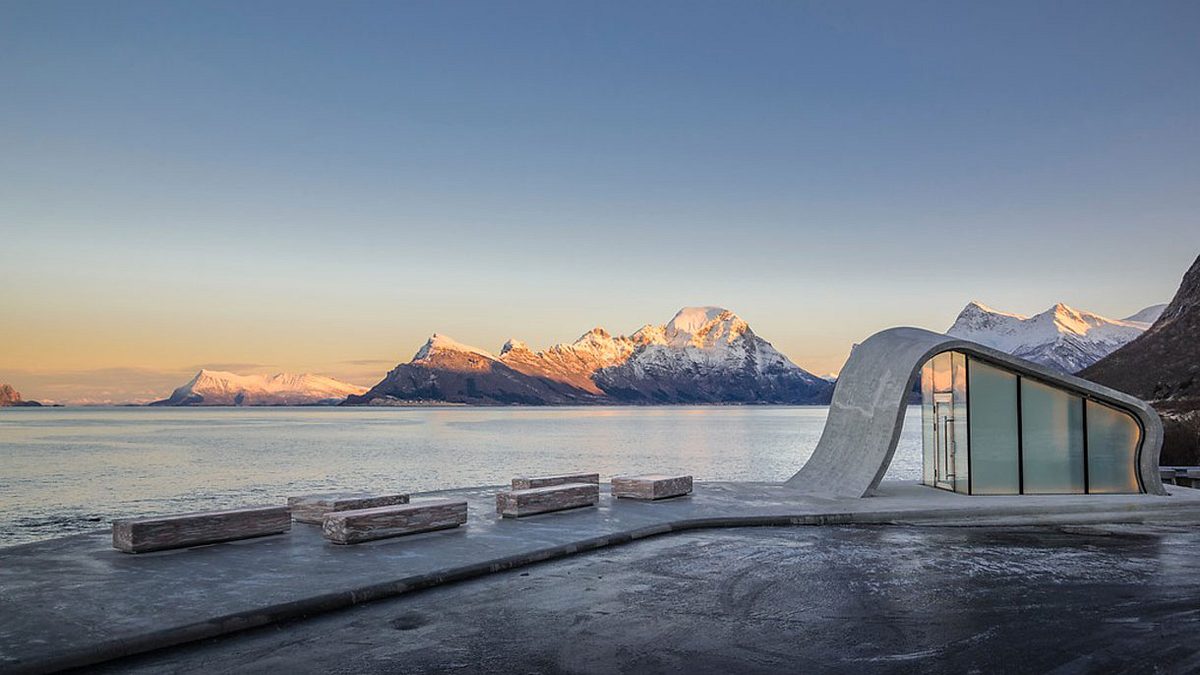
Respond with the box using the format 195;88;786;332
786;327;1166;498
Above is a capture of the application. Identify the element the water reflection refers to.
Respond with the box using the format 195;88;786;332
0;406;924;546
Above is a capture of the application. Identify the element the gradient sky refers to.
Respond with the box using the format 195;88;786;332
2;1;1198;402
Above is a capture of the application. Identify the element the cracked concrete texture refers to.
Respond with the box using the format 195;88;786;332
100;525;1200;674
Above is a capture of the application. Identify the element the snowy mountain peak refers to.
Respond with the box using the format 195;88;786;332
153;370;366;406
1123;304;1167;325
664;306;751;348
947;301;1154;373
413;334;496;362
964;300;1004;314
499;339;530;356
353;306;833;405
666;306;731;334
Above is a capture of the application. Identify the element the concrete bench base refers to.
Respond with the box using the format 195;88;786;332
322;499;468;544
113;505;291;554
512;473;599;490
288;492;410;524
612;474;693;500
496;482;599;518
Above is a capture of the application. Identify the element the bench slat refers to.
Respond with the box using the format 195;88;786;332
322;499;468;544
612;474;693;500
288;493;410;524
512;473;599;490
496;482;599;518
112;505;291;554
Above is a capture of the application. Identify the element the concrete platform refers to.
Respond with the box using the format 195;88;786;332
3;481;1200;673
96;525;1200;674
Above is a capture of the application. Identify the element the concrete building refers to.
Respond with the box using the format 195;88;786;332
788;327;1166;497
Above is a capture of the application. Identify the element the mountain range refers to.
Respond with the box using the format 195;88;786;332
345;307;834;405
1082;255;1200;464
150;370;367;406
946;301;1164;373
40;299;1176;407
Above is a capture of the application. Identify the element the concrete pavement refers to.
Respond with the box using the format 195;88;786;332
3;481;1200;673
96;525;1200;674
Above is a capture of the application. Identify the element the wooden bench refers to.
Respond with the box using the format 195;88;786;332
1176;469;1200;488
512;472;599;490
322;499;468;544
612;474;693;500
112;505;291;554
496;482;599;518
288;492;410;524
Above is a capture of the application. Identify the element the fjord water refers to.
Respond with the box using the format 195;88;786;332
0;406;923;547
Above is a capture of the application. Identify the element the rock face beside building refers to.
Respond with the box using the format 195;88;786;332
1082;255;1200;464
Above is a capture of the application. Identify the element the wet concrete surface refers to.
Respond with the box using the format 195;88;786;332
96;524;1200;674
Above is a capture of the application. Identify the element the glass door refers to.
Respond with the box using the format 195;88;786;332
933;392;956;490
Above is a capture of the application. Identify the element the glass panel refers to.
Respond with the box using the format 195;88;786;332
1021;379;1085;494
921;359;935;486
1087;401;1142;494
966;359;1020;494
931;352;953;393
952;352;970;494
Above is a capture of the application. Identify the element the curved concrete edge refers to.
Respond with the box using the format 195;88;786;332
15;496;1199;675
785;326;1167;498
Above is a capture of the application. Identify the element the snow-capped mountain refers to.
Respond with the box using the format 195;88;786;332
347;307;833;405
946;301;1161;373
1122;304;1167;324
151;370;367;406
346;334;590;405
594;307;832;403
499;327;651;395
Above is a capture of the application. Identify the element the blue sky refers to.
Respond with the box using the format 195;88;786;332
1;1;1198;401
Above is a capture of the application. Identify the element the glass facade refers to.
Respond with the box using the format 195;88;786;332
920;351;1144;495
1087;401;1142;493
1020;379;1085;494
919;352;970;493
951;352;970;494
965;361;1020;494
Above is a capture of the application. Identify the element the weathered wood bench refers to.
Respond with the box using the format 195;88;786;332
1176;469;1200;488
512;472;599;490
288;492;410;524
322;499;468;544
112;505;291;553
612;474;693;500
496;482;599;518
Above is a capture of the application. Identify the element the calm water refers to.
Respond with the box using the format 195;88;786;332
0;406;923;547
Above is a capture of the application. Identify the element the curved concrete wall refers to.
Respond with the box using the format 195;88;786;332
787;327;1166;498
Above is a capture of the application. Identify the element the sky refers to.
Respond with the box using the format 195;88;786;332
2;1;1198;403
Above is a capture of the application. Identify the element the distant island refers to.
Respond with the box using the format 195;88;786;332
0;384;42;407
149;371;367;407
